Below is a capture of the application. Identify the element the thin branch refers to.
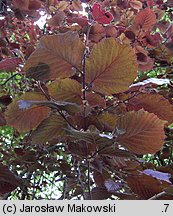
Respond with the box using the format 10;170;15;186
31;175;36;200
31;174;42;200
1;73;19;86
82;21;95;130
87;159;92;200
45;144;65;153
98;92;141;115
76;161;87;200
21;172;32;200
36;80;51;101
149;191;167;200
57;109;77;130
62;178;67;200
35;80;77;130
81;23;95;198
88;143;112;160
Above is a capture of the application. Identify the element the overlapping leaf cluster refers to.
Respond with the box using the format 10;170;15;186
0;0;173;200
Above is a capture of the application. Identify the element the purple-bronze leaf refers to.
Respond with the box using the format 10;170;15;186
142;169;171;183
18;100;38;109
104;179;123;192
130;78;170;88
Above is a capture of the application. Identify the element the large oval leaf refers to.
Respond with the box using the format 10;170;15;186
12;0;29;10
0;57;22;72
117;109;166;154
98;112;117;131
133;7;156;31
86;92;106;108
0;163;22;194
142;169;171;183
126;173;170;199
86;38;137;95
128;93;173;123
90;187;111;200
5;92;50;132
48;78;82;104
31;114;67;144
24;31;85;80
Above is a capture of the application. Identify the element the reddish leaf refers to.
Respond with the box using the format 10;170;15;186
12;0;29;10
136;52;147;63
105;157;129;169
47;11;65;26
164;186;173;195
57;159;71;176
18;99;80;115
98;112;117;131
136;50;154;72
142;169;171;183
138;56;154;72
28;0;42;10
24;31;85;81
86;93;106;108
92;3;113;24
67;127;114;148
112;192;138;200
0;95;12;106
57;1;68;11
110;7;121;22
0;163;22;194
104;179;123;192
31;114;67;144
99;146;134;158
68;142;96;157
90;187;111;199
48;78;82;104
0;58;22;72
125;31;136;40
66;16;89;27
14;148;25;156
0;38;7;47
81;0;90;2
86;38;137;95
105;25;117;37
5;92;50;132
147;0;155;7
90;158;103;173
126;173;170;199
122;160;142;172
129;0;143;10
69;113;102;131
133;8;156;31
117;0;128;9
0;113;6;126
89;23;106;43
72;1;83;11
145;33;162;47
117;109;166;154
128;93;173;123
94;170;110;187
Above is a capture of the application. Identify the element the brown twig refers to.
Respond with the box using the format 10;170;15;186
87;159;92;200
82;21;95;130
98;92;141;115
62;178;67;200
76;161;87;200
149;191;167;200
